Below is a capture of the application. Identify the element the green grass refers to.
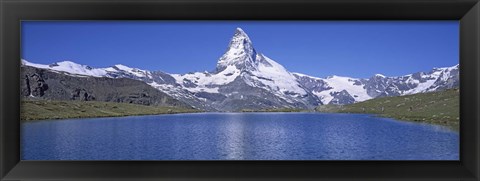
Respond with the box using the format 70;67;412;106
316;89;459;130
21;100;200;122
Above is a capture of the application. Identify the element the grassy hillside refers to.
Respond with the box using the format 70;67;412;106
316;89;459;130
21;100;200;121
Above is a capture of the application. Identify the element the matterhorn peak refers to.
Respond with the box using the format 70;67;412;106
226;27;254;52
216;28;258;72
235;27;245;33
232;27;251;43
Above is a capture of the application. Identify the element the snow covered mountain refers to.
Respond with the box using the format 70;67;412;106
21;27;459;111
158;28;321;111
293;64;459;105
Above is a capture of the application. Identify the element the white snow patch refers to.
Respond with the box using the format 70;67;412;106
24;60;108;77
374;74;386;78
405;78;437;94
251;54;307;96
114;64;149;78
22;59;49;69
315;75;371;104
173;65;239;86
170;65;240;93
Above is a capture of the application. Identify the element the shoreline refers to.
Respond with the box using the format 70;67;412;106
22;104;459;132
310;110;459;131
353;112;459;132
21;111;203;122
315;109;459;132
317;107;460;132
315;89;460;131
20;93;459;132
20;100;201;122
21;109;316;122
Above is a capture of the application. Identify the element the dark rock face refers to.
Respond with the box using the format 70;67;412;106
211;74;321;112
431;66;459;91
21;66;191;108
329;90;355;105
364;76;389;98
294;74;332;93
22;75;31;96
194;92;227;102
216;76;292;111
71;89;95;101
149;71;178;85
23;72;50;97
182;79;197;88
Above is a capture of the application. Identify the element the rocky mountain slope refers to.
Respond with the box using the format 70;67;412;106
21;66;191;108
21;28;459;111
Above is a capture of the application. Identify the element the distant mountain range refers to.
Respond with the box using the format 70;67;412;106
22;28;459;111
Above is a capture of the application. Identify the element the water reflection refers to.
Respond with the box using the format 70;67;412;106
221;113;246;159
21;113;459;160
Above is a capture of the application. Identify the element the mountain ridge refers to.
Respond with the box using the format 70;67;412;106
21;28;459;111
20;65;192;109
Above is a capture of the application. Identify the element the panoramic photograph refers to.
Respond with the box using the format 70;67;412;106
20;21;459;160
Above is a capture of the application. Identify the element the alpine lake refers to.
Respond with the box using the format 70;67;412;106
21;112;459;160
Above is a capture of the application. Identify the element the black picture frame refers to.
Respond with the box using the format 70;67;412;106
1;0;479;180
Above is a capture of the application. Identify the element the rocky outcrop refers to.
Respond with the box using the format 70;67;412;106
329;90;355;105
22;73;49;97
70;88;96;101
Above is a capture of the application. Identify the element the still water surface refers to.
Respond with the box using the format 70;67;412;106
22;113;459;160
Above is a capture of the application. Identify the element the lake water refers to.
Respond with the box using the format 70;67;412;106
21;113;459;160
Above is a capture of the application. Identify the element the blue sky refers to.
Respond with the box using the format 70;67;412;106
21;21;458;78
